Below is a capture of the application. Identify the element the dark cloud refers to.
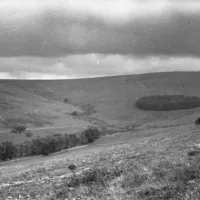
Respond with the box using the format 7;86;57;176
0;4;199;58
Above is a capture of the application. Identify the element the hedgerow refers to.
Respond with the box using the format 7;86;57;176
0;127;101;161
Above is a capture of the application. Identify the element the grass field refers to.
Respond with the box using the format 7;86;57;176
1;123;200;199
1;72;200;199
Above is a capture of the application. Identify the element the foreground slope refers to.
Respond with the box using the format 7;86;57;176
1;72;200;199
1;122;200;199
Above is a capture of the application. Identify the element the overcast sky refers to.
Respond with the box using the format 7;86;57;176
1;0;200;79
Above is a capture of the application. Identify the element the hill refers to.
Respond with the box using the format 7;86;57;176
2;72;200;199
1;71;200;143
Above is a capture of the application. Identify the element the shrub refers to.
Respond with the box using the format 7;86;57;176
136;95;200;111
31;137;55;156
68;164;77;174
0;141;16;161
71;111;78;116
64;98;69;103
24;131;33;138
11;125;27;133
83;127;101;143
195;117;200;125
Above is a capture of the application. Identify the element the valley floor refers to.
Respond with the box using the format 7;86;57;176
1;123;200;199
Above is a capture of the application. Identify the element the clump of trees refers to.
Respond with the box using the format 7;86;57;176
0;127;101;161
83;127;101;143
136;95;200;111
11;125;27;133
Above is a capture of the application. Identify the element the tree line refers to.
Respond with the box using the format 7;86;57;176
0;127;100;161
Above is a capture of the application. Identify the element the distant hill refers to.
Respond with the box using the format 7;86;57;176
1;71;200;143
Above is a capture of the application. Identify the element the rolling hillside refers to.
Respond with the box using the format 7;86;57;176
1;71;200;143
2;72;200;199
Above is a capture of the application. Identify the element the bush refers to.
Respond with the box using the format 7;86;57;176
195;117;200;125
70;111;78;116
11;125;27;133
0;141;16;161
136;95;200;111
68;164;77;173
31;137;55;156
64;98;69;103
24;131;33;138
83;127;101;143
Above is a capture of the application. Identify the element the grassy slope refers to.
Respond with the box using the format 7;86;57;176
1;71;200;143
1;123;200;199
0;80;91;143
1;72;200;199
21;72;200;127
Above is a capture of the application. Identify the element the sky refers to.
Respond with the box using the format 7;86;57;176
1;0;200;79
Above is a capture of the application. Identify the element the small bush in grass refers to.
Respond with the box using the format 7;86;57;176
11;124;26;133
24;131;33;138
68;164;77;175
70;111;78;116
64;98;69;103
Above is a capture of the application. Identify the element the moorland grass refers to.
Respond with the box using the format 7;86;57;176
53;149;200;200
2;130;200;200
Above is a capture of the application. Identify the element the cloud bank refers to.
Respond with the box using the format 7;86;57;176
0;0;200;79
1;55;200;79
0;0;200;57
